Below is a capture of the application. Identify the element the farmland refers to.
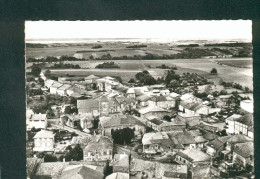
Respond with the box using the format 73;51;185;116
26;41;253;90
214;59;252;68
42;57;253;89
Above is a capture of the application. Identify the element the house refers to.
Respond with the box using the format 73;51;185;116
156;163;188;179
139;106;170;119
240;100;253;113
50;82;63;94
175;148;211;168
115;96;137;111
101;115;145;137
84;75;100;89
96;77;120;92
60;164;104;179
158;119;186;132
232;142;254;169
190;165;220;179
168;130;207;150
33;130;55;152
180;93;202;103
56;84;72;96
126;88;136;99
110;154;129;173
148;95;176;110
106;172;129;179
225;114;243;134
142;132;175;157
136;94;153;107
77;95;121;116
179;101;220;117
84;135;113;162
44;79;55;89
130;158;187;179
160;89;170;96
206;134;252;158
33;162;69;179
27;113;47;130
60;115;81;129
226;113;253;138
79;114;95;130
146;117;165;131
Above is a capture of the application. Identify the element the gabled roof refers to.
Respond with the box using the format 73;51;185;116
102;115;144;128
159;120;186;128
33;130;55;139
50;82;63;88
126;88;135;94
30;114;47;121
150;96;168;102
138;106;167;114
77;99;99;109
233;142;254;158
85;75;100;80
218;134;252;144
225;114;242;121
110;154;129;167
206;139;224;150
136;94;152;102
84;135;113;152
142;132;170;145
177;149;210;162
35;162;69;178
106;172;129;179
236;114;253;126
57;84;72;91
60;164;104;179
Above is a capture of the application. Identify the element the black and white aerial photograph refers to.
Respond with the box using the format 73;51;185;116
25;20;254;179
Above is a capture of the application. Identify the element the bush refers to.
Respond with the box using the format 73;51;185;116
210;68;218;75
44;154;57;162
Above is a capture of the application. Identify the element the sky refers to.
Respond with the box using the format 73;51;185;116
25;20;252;41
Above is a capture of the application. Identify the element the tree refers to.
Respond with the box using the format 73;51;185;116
44;154;57;162
163;115;171;122
128;78;136;83
210;68;218;75
143;75;156;85
65;144;83;161
31;64;41;76
112;127;135;145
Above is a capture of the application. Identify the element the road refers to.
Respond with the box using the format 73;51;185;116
51;124;91;137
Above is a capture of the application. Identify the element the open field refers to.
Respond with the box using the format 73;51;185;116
214;59;252;68
43;57;253;89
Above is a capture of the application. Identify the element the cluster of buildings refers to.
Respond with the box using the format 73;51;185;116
26;70;254;179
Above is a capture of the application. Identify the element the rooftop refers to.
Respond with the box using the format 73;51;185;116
35;162;69;178
102;115;144;128
138;106;167;114
177;148;210;162
233;142;254;158
60;164;104;179
30;113;47;121
106;172;129;179
33;130;55;139
84;135;113;152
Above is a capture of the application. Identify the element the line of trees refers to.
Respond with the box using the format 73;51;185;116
95;61;120;68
